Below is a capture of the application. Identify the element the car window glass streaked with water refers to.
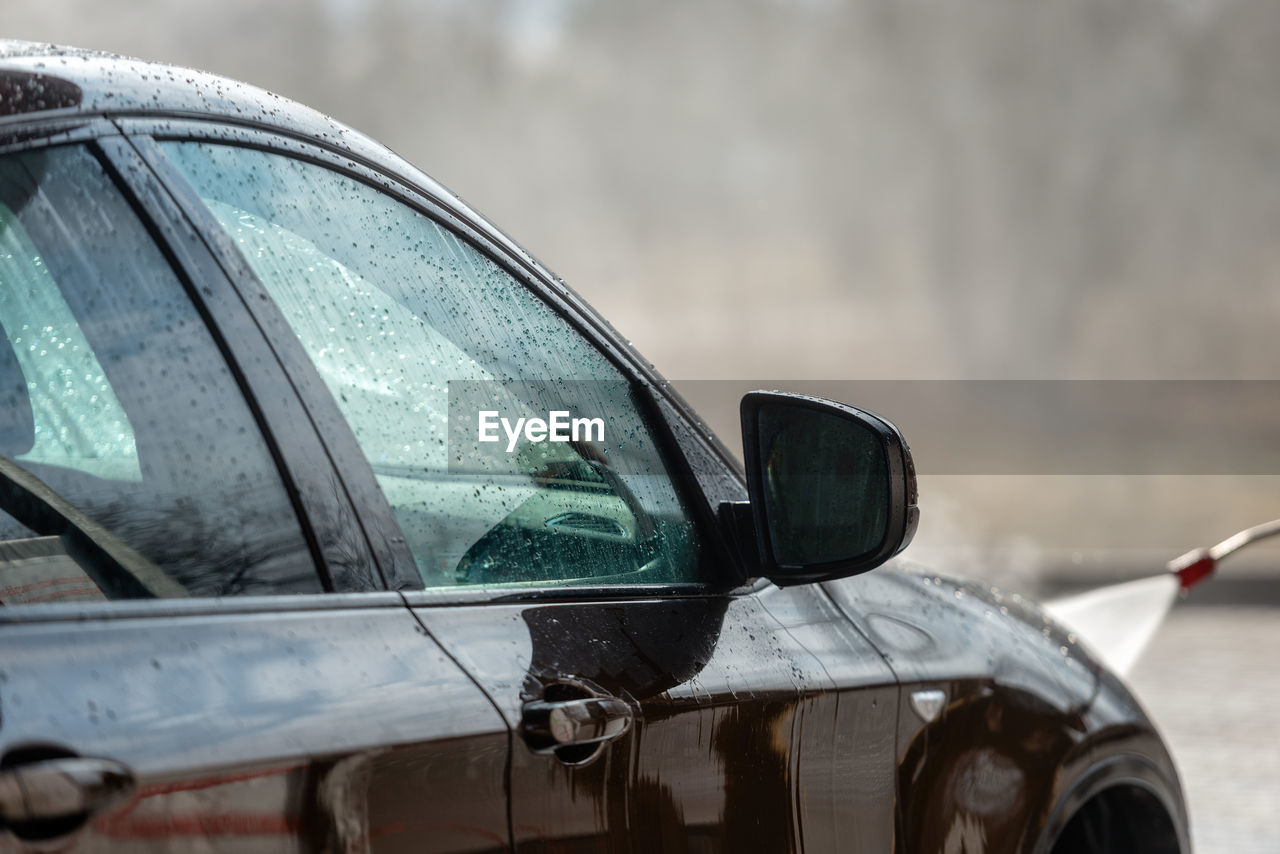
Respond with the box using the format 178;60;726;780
161;141;703;590
0;144;321;602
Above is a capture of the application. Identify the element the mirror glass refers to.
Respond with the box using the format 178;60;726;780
756;403;890;566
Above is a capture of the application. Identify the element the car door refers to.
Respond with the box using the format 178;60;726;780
0;135;508;853
147;131;903;852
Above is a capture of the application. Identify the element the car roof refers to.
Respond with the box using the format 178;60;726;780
2;40;376;158
0;39;544;278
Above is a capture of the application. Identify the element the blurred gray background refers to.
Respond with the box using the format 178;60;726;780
5;1;1278;850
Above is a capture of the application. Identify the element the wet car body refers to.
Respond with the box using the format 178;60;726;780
0;43;1187;853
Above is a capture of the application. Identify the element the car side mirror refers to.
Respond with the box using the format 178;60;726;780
728;391;918;586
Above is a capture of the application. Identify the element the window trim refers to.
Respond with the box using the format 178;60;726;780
94;135;382;595
0;589;410;624
122;131;423;592
0;135;357;601
0;116;115;158
122;118;750;602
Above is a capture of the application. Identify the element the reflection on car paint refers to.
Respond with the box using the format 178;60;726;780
0;599;509;852
823;564;1189;853
409;581;901;852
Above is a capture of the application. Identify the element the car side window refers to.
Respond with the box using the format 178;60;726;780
0;144;321;602
161;141;703;589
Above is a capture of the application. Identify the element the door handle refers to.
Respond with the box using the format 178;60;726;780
521;696;633;754
0;757;135;824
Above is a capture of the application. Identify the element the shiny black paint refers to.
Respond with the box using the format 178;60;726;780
824;566;1189;853
0;596;509;852
405;582;900;852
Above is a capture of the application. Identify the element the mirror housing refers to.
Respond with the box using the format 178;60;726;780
730;391;918;586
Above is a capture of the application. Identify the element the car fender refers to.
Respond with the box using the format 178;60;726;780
822;564;1189;853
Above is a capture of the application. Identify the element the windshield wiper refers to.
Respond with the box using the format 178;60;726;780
0;455;185;600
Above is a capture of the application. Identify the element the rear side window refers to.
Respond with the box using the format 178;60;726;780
162;141;703;590
0;144;320;602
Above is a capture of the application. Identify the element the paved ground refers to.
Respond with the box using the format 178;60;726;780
1127;606;1280;854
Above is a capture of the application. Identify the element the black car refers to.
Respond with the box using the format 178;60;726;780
0;41;1187;853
